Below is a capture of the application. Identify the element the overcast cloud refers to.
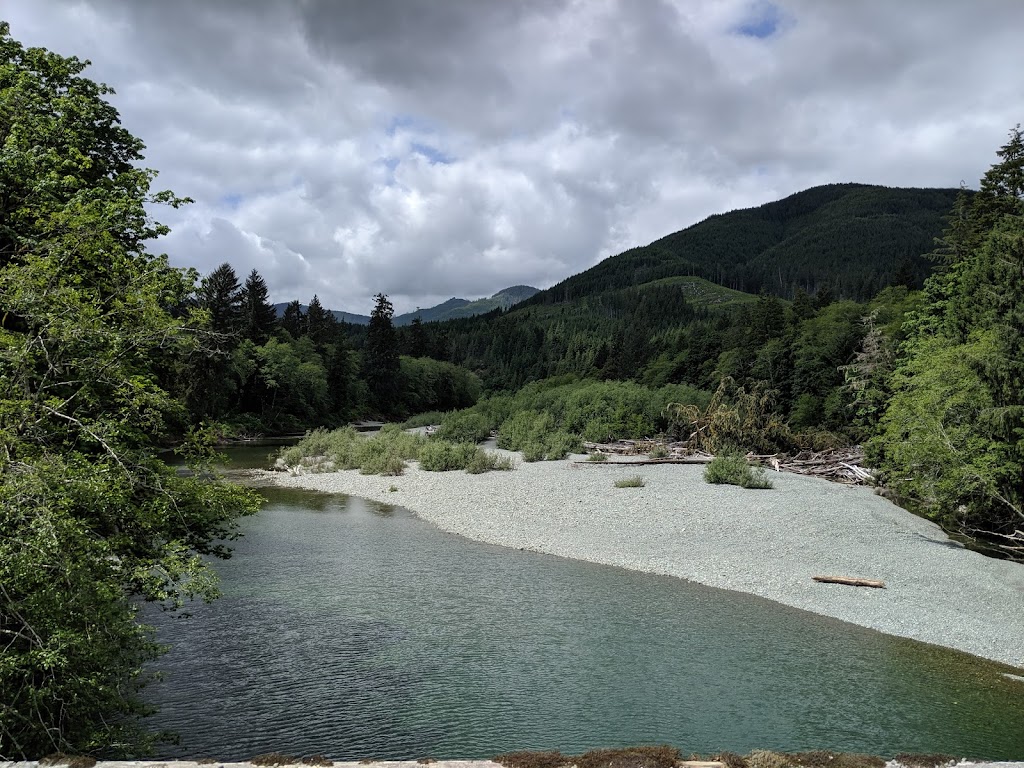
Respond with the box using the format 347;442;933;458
4;0;1022;313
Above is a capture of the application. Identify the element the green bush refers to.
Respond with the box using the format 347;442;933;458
498;410;580;460
586;452;608;462
704;452;773;489
648;445;669;459
520;440;546;462
281;424;426;475
401;410;449;429
544;430;581;459
614;475;646;488
466;449;515;474
435;410;491;444
418;440;477;471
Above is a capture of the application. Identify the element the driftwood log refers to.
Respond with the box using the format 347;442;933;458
812;575;886;588
572;457;714;466
580;441;875;485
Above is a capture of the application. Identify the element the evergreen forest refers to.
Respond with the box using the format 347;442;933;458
1;22;1022;760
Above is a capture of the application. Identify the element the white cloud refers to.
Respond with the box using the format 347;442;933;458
4;0;1022;313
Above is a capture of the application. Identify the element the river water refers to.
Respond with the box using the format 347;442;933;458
143;449;1024;760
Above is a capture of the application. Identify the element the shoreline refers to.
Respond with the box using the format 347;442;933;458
259;452;1024;669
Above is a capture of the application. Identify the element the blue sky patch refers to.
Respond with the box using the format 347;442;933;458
220;192;243;209
734;1;783;39
410;142;453;165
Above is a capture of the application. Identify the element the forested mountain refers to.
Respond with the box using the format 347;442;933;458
528;184;961;305
273;284;539;326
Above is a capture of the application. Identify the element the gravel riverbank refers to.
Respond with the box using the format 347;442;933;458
262;452;1024;669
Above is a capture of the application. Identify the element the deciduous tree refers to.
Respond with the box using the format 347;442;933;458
0;24;258;757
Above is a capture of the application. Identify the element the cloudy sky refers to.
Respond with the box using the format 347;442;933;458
4;1;1022;314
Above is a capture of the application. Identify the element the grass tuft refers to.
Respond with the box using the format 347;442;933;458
715;752;748;768
587;452;609;462
704;451;772;489
251;755;299;766
614;475;646;488
576;746;680;768
494;752;569;768
746;751;789;768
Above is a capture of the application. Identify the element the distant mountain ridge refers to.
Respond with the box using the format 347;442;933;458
526;183;963;305
273;284;539;326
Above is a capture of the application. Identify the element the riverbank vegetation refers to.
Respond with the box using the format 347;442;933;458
0;25;260;758
704;452;774;489
277;425;513;475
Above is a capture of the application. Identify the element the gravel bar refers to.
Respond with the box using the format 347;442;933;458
263;453;1024;669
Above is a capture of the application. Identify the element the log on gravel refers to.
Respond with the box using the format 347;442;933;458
572;457;714;466
812;575;886;588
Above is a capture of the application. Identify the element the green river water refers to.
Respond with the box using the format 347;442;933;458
143;447;1024;760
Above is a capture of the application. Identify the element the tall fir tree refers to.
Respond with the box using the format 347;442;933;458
362;293;400;414
238;268;277;345
305;294;336;347
281;299;305;338
197;262;242;337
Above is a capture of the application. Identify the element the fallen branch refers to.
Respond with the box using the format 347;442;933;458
573;457;714;466
812;575;886;588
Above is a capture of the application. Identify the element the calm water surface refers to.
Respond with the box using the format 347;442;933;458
144;449;1024;760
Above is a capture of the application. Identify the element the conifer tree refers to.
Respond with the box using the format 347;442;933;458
197;262;242;337
305;294;336;346
281;299;305;338
362;293;400;413
870;127;1024;555
238;268;277;345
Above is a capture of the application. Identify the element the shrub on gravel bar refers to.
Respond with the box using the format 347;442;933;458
614;475;646;488
704;451;772;489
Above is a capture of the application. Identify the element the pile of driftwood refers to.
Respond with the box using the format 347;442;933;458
748;449;873;485
580;441;873;485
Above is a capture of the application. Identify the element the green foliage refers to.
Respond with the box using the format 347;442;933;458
399;356;482;417
401;410;449;428
497;410;581;461
281;425;426;475
0;24;259;756
614;475;646;488
532;184;959;303
704;452;773;489
666;377;796;454
868;333;1011;529
587;452;609;462
417;440;512;473
434;410;491;444
418;440;475;471
466;449;515;474
870;127;1024;553
197;263;242;336
239;269;278;345
363;293;401;415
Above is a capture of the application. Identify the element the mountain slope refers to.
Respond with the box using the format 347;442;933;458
273;285;538;326
528;184;961;304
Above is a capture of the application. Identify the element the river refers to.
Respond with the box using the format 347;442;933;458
142;448;1024;760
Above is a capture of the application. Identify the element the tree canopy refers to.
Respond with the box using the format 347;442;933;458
0;23;259;757
868;127;1024;554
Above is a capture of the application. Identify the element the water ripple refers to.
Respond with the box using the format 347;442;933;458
143;488;1024;761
